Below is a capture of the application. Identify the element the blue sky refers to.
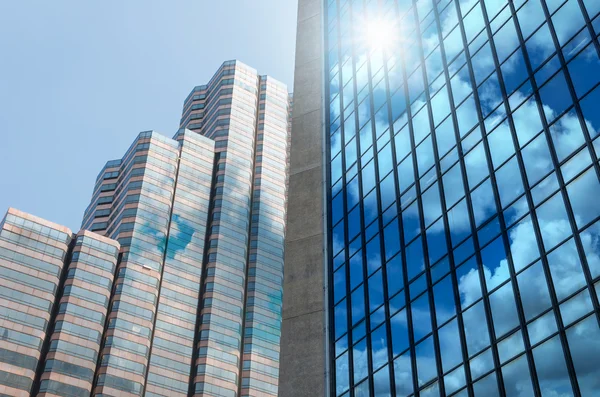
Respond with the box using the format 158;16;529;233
0;1;297;231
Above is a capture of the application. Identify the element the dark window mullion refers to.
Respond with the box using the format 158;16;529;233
366;57;392;397
381;18;401;396
407;1;448;395
354;1;375;394
575;0;600;61
450;0;509;395
389;1;424;394
333;0;355;394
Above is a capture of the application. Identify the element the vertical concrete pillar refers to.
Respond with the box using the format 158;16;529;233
279;0;327;396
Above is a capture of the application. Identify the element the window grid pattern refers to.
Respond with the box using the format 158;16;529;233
0;61;291;397
0;209;72;396
190;64;259;397
180;62;291;397
90;131;181;397
144;131;215;397
240;77;290;397
326;0;600;396
40;231;120;397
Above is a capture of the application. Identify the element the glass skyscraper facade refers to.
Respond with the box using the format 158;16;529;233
0;60;290;397
80;60;291;397
39;230;120;397
81;129;216;397
322;0;600;396
179;61;291;397
0;208;120;397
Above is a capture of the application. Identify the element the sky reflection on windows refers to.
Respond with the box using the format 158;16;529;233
327;0;600;395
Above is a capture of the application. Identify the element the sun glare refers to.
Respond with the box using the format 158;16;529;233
362;17;396;51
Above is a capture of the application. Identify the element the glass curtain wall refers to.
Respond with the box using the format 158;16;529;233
325;0;600;396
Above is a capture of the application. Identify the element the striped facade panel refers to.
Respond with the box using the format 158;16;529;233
0;209;72;397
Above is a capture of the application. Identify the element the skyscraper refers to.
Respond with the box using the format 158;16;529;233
178;61;291;397
0;60;290;397
82;60;291;397
0;208;120;397
37;230;120;397
81;129;216;397
281;0;600;396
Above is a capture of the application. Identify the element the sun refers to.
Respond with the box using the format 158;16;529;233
359;15;397;52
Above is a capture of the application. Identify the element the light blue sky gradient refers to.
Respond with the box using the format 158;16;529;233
0;1;297;231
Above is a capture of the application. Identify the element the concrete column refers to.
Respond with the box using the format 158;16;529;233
278;0;327;396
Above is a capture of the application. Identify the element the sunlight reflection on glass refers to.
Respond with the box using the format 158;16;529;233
356;15;399;53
